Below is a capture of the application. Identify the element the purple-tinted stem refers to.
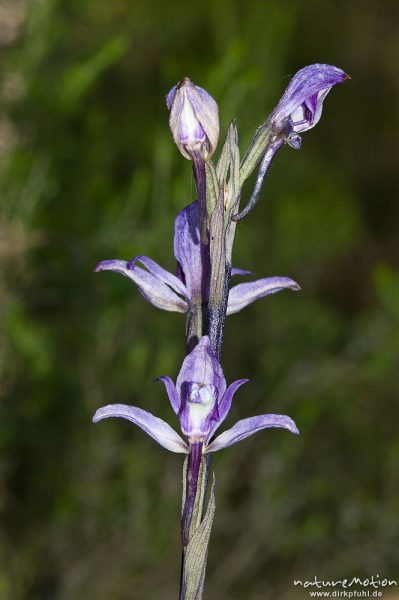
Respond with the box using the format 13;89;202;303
181;441;203;546
180;152;223;597
186;304;203;354
232;138;283;221
208;262;231;360
206;182;229;360
192;152;208;245
185;241;210;353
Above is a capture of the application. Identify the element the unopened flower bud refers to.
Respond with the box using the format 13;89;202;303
166;77;219;160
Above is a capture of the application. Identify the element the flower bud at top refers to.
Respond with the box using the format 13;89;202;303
166;77;219;160
269;64;349;148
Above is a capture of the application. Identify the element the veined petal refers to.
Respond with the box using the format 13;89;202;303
95;259;188;313
174;202;210;301
93;404;188;453
173;204;249;302
129;255;188;297
207;378;249;441
231;267;252;276
176;336;226;398
217;379;250;425
227;276;300;315
270;64;348;136
156;376;181;415
205;414;299;453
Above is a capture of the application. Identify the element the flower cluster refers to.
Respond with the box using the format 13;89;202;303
94;200;300;453
92;61;347;595
93;62;347;456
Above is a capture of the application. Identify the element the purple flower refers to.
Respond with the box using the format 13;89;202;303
93;336;298;453
233;64;349;222
270;63;349;149
166;77;219;160
95;202;300;314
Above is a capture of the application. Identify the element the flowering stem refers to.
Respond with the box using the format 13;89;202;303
208;263;231;360
179;159;220;600
192;152;208;245
208;184;230;359
239;124;273;185
186;304;203;354
232;138;283;222
181;442;204;546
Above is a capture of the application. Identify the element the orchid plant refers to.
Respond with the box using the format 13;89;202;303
93;64;348;599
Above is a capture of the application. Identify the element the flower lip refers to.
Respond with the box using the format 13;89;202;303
180;381;218;438
176;339;223;438
188;382;217;405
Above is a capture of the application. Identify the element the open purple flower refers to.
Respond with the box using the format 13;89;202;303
233;63;349;221
95;202;300;314
270;63;348;149
93;336;298;453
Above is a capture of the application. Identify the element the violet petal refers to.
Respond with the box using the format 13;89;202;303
93;403;188;453
271;64;348;134
165;84;178;111
174;202;209;301
176;336;226;398
227;276;301;315
156;376;181;415
231;267;252;276
207;378;249;441
129;255;188;297
206;414;299;452
95;259;188;313
217;379;250;425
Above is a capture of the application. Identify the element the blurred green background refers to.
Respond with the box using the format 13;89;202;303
1;0;398;598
